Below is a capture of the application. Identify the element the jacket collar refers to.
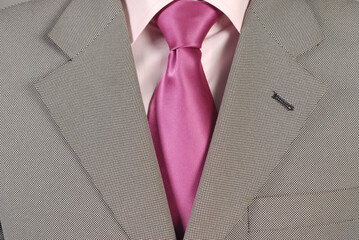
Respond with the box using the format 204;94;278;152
35;0;327;238
250;0;324;56
47;0;122;59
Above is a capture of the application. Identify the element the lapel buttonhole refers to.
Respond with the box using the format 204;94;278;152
272;91;294;111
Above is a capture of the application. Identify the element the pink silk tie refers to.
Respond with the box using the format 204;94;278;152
147;1;220;238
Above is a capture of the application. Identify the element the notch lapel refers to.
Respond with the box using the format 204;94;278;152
184;0;328;239
34;0;175;239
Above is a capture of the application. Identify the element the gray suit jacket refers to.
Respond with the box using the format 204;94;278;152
1;0;358;239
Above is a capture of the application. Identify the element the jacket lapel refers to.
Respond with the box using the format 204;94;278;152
184;0;328;239
34;0;175;239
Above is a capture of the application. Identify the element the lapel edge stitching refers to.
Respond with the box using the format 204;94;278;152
48;7;123;60
248;2;325;59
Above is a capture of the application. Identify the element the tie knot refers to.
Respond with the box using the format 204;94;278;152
156;0;220;50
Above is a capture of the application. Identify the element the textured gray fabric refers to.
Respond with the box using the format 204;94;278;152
0;223;4;240
1;0;358;239
47;0;122;59
250;219;359;240
249;187;358;231
250;0;324;56
0;0;31;10
0;0;129;239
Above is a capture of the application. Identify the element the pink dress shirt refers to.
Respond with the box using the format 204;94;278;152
121;0;250;114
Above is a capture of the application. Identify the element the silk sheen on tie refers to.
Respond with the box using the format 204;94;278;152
147;1;220;238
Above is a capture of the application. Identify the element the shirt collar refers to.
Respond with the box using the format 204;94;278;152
121;0;250;44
